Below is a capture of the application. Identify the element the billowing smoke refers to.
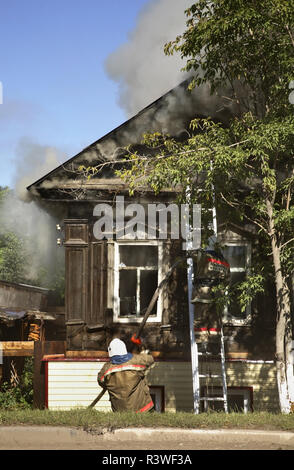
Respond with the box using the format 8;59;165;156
1;139;66;284
105;0;237;136
105;0;192;117
13;138;63;203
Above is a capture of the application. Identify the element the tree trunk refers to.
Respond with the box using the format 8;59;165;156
287;273;294;408
266;199;293;413
285;335;294;408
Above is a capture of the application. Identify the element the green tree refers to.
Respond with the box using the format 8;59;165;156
164;0;294;118
0;187;28;284
0;232;28;283
115;1;294;412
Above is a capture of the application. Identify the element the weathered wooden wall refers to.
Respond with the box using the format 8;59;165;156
0;281;49;310
63;215;276;359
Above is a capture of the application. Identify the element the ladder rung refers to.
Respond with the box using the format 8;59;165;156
200;397;225;401
198;352;221;356
199;374;221;378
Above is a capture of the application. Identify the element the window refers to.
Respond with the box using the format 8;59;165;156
222;242;251;325
201;386;253;413
113;241;163;323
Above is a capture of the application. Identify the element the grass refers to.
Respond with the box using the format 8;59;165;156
0;409;294;432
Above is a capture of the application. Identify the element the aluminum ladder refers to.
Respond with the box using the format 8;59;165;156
197;326;228;413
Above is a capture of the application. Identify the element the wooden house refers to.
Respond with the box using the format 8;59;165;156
0;280;58;386
27;82;280;413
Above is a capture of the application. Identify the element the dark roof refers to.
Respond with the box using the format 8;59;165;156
0;308;27;321
0;279;49;294
0;308;55;325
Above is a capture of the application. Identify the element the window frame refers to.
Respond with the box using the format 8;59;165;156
222;241;252;326
201;386;253;413
113;240;163;324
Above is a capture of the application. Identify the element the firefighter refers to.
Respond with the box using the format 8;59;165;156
191;249;230;341
97;338;154;413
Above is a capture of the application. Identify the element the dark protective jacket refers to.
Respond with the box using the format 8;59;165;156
97;353;154;412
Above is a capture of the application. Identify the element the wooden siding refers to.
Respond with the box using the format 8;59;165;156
47;361;111;411
196;360;279;412
46;360;280;412
147;362;194;412
225;361;279;412
149;361;279;412
0;280;49;310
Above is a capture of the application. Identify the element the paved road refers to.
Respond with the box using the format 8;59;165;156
0;426;294;450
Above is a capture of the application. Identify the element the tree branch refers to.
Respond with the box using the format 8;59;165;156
285;24;294;49
219;192;269;234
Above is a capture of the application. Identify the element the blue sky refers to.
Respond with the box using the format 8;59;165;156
0;0;151;188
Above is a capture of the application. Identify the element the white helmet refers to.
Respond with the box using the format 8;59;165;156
108;338;128;357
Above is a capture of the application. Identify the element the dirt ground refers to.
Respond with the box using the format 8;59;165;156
0;426;294;450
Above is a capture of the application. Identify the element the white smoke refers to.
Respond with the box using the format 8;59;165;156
13;138;64;202
1;139;66;283
105;0;192;117
105;0;237;136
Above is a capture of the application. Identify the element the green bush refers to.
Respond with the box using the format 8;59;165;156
0;358;34;410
